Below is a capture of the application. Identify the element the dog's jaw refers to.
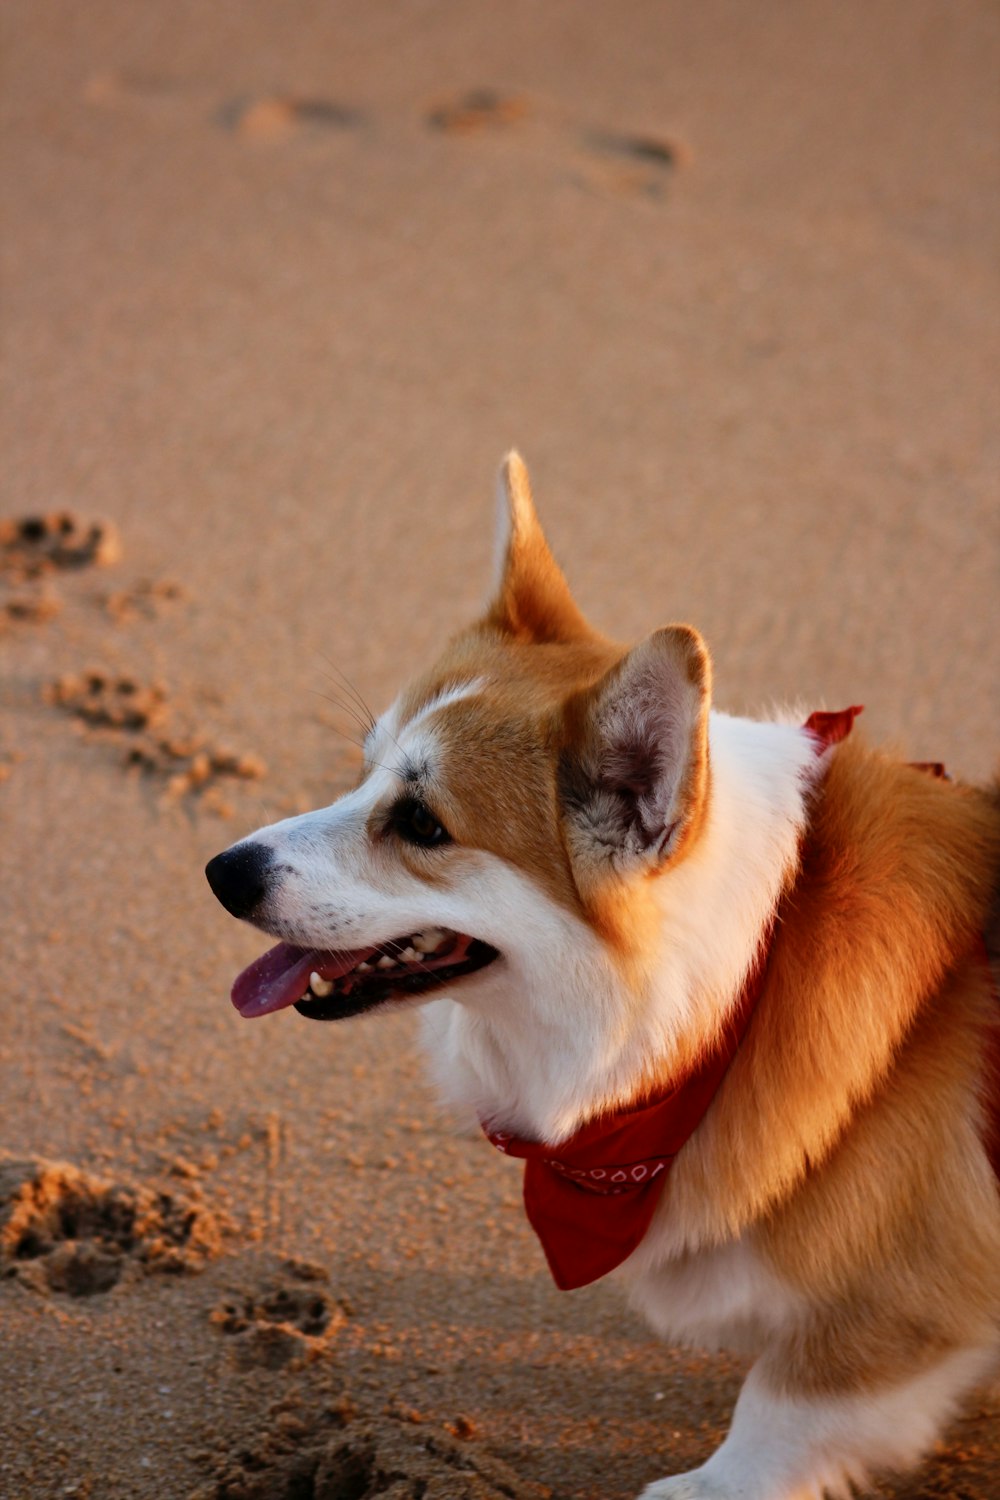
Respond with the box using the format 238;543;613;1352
229;928;502;1020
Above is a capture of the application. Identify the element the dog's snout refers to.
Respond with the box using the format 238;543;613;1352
205;843;273;920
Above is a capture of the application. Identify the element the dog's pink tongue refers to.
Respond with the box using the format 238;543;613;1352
231;944;321;1018
231;942;361;1019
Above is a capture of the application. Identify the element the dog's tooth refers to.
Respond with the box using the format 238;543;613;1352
376;954;397;970
309;972;335;997
400;946;418;963
357;960;372;972
412;928;447;954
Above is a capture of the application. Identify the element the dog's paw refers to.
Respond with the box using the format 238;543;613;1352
639;1473;731;1500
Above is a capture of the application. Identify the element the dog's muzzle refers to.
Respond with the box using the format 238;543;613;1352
205;842;273;921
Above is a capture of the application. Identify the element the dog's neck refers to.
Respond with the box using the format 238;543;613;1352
423;712;823;1145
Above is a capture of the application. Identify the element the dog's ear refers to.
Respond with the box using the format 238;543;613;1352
560;625;712;874
485;451;594;644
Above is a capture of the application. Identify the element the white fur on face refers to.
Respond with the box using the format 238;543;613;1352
426;712;822;1143
233;706;822;1148
240;683;483;948
363;678;487;769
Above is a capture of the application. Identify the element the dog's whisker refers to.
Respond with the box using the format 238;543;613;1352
316;659;406;758
316;656;378;735
307;692;373;747
310;686;373;741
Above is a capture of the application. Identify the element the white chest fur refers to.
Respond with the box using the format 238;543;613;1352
622;1233;805;1358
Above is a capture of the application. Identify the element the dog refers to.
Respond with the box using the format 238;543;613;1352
206;454;1000;1499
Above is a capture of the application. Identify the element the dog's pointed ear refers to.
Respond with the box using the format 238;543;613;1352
560;625;712;873
485;451;594;644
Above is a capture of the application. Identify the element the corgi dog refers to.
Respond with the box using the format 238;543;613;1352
206;454;1000;1499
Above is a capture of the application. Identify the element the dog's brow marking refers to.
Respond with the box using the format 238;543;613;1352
394;754;428;788
406;678;488;730
368;682;484;769
365;702;404;770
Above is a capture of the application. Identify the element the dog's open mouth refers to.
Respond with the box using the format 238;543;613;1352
231;927;500;1022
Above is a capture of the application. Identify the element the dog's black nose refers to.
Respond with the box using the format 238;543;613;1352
205;843;273;920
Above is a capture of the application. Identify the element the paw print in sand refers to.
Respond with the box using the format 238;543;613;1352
0;1157;227;1297
192;1398;551;1500
45;669;266;812
1;511;122;625
210;1260;348;1369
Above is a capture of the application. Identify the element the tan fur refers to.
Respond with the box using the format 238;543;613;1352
394;639;715;994
395;634;618;918
665;745;1000;1225
393;496;715;970
757;956;1000;1396
487;453;596;645
657;741;1000;1394
474;461;1000;1405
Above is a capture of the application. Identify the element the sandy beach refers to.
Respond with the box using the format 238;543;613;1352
2;3;999;1496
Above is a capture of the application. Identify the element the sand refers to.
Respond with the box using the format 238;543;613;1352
2;2;999;1496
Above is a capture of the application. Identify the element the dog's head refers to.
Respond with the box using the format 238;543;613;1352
206;454;711;1041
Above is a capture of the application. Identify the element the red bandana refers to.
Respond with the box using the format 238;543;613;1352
483;707;862;1291
486;947;771;1289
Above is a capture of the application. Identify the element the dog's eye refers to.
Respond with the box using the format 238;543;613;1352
390;798;452;849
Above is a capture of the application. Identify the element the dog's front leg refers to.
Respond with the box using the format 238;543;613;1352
637;1342;994;1500
637;1360;824;1500
636;1369;827;1500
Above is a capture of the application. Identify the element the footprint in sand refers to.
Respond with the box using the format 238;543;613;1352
45;669;266;814
210;1260;347;1370
1;512;183;628
7;516;264;815
0;1157;228;1297
425;86;686;203
0;507;117;577
426;87;531;134
194;1399;550;1500
219;95;365;142
47;670;171;733
1;511;121;626
581;127;685;200
102;576;188;625
84;71;365;144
